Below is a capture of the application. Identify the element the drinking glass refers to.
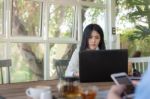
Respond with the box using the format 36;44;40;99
80;86;98;99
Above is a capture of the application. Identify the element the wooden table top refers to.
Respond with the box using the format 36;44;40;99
0;80;114;99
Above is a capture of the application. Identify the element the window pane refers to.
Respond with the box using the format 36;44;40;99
0;43;4;58
82;6;105;30
48;4;75;38
81;0;104;4
12;0;42;36
0;0;3;35
49;44;76;79
10;43;44;83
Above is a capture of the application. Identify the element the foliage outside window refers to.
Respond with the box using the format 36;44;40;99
116;0;150;57
48;4;75;38
82;6;105;31
11;43;44;82
12;0;41;36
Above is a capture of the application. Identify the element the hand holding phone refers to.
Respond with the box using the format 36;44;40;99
111;72;135;99
107;85;125;99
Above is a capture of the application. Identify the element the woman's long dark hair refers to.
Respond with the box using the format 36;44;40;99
80;24;106;52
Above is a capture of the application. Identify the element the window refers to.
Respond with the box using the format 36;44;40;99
1;0;108;83
81;0;104;4
12;0;42;36
50;44;76;79
0;43;5;57
11;43;45;82
82;6;105;31
0;0;3;35
48;4;75;38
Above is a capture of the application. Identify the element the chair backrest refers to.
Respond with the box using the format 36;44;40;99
53;59;69;78
128;57;150;74
0;59;11;84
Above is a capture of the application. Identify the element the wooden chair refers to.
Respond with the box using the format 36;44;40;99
128;57;150;74
53;59;69;78
0;59;11;84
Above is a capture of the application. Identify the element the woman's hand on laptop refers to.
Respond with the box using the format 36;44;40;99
107;85;125;99
73;72;79;77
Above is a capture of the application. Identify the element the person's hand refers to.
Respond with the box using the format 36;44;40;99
73;72;79;77
132;80;139;86
107;85;125;99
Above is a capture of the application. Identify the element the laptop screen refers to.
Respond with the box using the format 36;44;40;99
79;49;128;82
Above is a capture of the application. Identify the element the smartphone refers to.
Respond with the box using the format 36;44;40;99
111;72;135;99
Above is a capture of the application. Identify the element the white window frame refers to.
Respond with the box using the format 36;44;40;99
1;0;115;81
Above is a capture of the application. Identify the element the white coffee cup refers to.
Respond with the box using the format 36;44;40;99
26;86;51;99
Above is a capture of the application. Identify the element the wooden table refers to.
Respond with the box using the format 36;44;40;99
0;80;114;99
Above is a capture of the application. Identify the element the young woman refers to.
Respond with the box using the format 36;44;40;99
65;24;106;77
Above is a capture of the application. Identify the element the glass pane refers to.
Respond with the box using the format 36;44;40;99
10;43;44;83
0;43;8;83
116;0;150;57
49;44;76;79
81;0;104;4
0;43;4;58
12;0;42;36
48;4;75;38
0;0;3;35
82;6;105;31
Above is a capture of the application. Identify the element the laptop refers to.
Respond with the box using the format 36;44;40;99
79;49;128;82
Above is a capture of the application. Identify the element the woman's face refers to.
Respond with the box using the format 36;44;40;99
88;30;101;50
